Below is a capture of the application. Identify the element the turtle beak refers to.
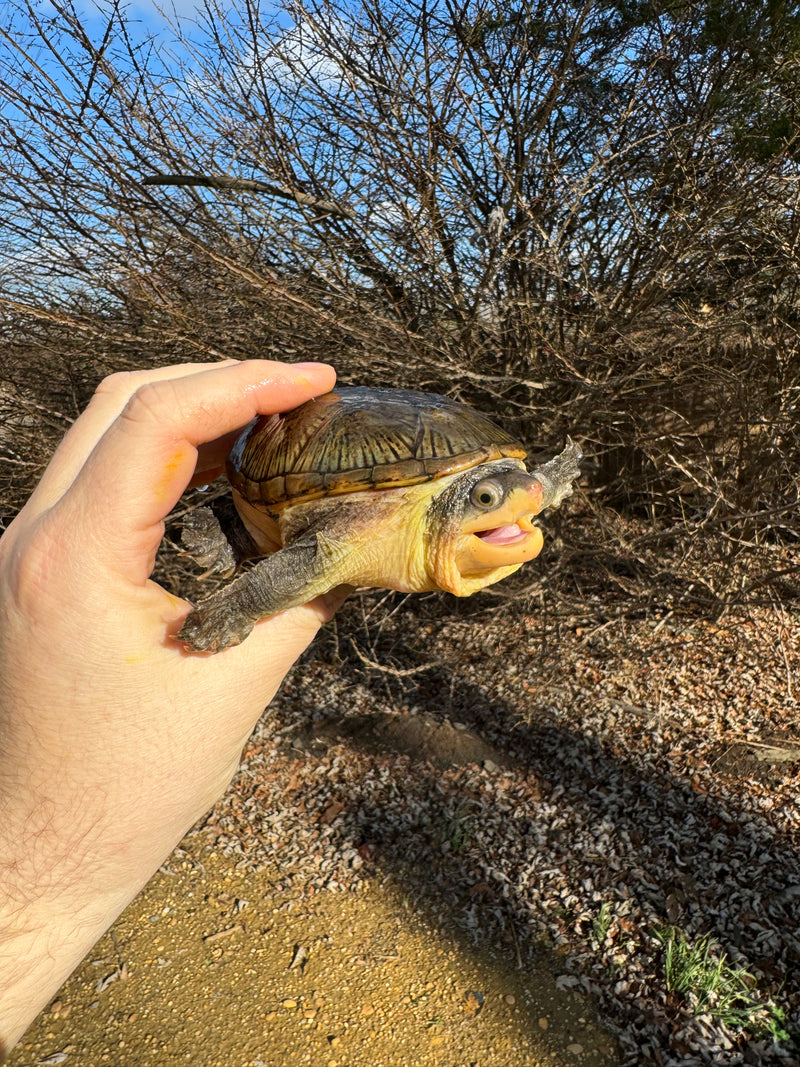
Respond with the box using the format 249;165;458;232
518;478;544;518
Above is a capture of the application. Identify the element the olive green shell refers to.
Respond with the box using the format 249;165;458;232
228;386;527;509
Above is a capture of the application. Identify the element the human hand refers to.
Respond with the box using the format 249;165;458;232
0;359;340;1053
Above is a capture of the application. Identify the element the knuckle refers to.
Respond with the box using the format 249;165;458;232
120;379;181;427
2;517;64;620
94;369;151;402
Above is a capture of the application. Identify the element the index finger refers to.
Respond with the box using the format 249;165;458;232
57;360;336;584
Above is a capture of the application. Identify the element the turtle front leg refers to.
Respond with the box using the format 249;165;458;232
530;438;582;512
178;534;337;653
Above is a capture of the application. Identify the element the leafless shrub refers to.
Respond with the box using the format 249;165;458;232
1;0;798;604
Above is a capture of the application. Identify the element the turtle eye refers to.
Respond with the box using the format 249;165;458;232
470;478;504;510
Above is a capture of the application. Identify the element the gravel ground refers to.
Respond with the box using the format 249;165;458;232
200;582;800;1067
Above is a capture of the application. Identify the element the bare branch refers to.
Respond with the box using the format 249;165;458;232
141;173;356;219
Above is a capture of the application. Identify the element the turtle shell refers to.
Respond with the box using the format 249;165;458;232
228;386;527;508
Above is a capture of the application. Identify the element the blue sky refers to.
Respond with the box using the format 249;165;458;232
90;0;207;30
56;0;223;52
128;0;206;16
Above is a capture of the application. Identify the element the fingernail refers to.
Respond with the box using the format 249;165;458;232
292;361;335;373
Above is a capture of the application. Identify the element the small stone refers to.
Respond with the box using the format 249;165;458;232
504;994;516;1006
567;1043;584;1055
282;998;298;1010
361;1003;375;1016
289;944;308;970
538;1016;549;1030
319;800;345;824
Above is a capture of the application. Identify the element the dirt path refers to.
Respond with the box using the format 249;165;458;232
11;845;618;1067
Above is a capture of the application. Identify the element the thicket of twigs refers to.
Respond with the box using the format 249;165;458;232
1;0;798;615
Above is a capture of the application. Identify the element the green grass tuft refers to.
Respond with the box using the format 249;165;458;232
654;927;790;1042
592;902;614;946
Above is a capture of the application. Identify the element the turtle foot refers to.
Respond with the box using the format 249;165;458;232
532;438;583;512
181;507;237;578
178;596;254;653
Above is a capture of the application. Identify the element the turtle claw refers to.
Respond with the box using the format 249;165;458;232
178;596;254;653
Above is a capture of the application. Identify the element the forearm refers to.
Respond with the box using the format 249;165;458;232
0;802;143;1058
0;877;128;1058
0;360;339;1059
0;722;169;1057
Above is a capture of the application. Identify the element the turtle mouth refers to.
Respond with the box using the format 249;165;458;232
456;513;543;578
475;521;534;546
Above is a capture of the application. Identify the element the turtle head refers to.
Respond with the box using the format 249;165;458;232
426;441;582;597
425;460;546;596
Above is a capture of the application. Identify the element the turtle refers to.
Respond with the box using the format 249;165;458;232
179;386;581;652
